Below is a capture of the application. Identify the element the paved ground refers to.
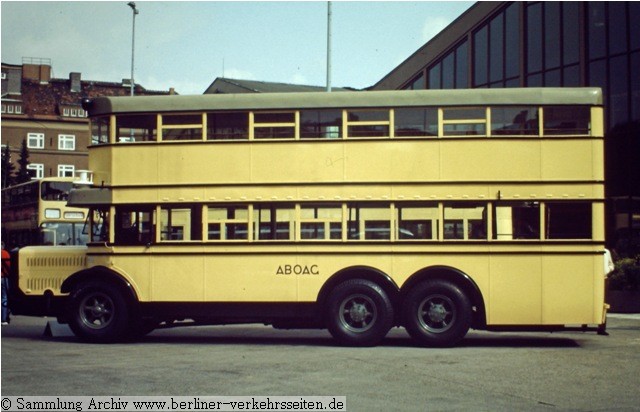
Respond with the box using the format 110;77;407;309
2;314;640;411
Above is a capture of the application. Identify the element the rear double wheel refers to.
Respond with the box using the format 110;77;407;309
66;281;131;343
326;279;394;347
403;280;472;347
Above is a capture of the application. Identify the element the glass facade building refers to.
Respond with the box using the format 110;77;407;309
373;1;640;254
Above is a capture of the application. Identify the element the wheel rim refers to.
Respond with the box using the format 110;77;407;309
417;294;456;333
339;293;377;333
79;292;115;330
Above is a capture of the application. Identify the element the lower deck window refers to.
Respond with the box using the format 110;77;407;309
114;208;154;245
444;204;487;240
254;205;294;240
347;204;392;240
546;202;592;239
397;205;439;240
494;202;541;240
93;200;595;245
160;207;202;241
300;205;343;240
207;206;249;240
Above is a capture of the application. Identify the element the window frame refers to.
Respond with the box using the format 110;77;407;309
58;134;76;151
26;163;44;179
57;164;75;178
27;133;45;149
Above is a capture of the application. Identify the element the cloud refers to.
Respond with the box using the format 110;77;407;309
422;16;453;43
289;73;309;85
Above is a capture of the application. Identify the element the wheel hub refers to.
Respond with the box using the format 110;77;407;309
89;302;108;317
349;302;369;323
427;302;448;323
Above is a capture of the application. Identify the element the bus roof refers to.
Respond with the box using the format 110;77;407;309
84;87;603;116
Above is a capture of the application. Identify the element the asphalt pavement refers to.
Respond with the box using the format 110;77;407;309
2;314;640;411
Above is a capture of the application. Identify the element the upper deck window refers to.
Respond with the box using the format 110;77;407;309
116;114;157;142
300;109;342;139
346;110;390;138
394;108;438;137
40;182;73;200
161;114;204;141
491;107;539;136
207;112;248;140
92;117;110;145
442;108;487;137
253;112;296;139
543;106;590;135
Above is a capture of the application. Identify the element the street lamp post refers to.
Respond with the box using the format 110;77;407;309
326;1;332;92
127;2;139;97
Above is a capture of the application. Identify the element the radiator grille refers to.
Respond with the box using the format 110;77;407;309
26;255;87;268
27;277;65;292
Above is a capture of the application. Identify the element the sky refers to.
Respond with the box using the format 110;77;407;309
1;1;473;95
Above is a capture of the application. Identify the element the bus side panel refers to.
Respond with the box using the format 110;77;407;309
541;140;597;181
203;254;298;302
345;141;440;183
149;254;205;301
488;255;543;325
440;140;542;182
541;255;600;324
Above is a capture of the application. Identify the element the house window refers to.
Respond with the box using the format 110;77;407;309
27;133;45;149
58;164;75;178
58;134;76;151
27;163;44;179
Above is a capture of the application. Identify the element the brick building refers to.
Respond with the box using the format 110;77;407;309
1;59;172;184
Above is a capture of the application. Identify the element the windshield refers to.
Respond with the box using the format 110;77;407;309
40;222;89;245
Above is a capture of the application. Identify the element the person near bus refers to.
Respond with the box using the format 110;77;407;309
1;242;10;325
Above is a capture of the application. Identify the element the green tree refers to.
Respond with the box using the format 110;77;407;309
1;144;16;188
15;139;32;183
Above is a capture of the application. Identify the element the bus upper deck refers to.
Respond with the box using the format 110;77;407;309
80;88;603;193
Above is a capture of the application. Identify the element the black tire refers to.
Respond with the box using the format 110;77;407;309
403;280;472;347
326;279;394;347
66;281;131;343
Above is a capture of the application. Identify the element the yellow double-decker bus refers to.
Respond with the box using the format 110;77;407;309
1;177;88;248
11;88;608;346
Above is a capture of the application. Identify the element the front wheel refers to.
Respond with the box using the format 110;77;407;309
403;280;472;347
66;281;131;343
326;279;394;347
